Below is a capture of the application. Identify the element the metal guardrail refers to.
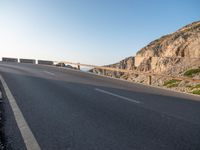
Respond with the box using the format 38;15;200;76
54;60;200;84
1;57;200;84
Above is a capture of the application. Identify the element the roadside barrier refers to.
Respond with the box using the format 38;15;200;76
54;58;200;84
38;60;54;65
2;57;18;63
1;57;200;84
19;59;36;64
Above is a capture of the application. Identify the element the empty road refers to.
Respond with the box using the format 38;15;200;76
0;62;200;150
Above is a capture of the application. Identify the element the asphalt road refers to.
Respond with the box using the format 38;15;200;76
0;62;200;150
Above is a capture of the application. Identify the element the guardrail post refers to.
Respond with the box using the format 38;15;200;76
148;75;152;85
77;63;80;70
102;69;105;75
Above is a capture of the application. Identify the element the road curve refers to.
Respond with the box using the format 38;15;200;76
0;62;200;150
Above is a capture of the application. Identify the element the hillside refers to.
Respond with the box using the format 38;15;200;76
91;21;200;95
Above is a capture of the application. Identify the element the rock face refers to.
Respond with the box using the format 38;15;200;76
136;21;200;73
92;57;135;78
137;21;200;58
90;21;200;94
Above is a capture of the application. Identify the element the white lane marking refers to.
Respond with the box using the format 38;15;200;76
0;75;41;150
43;71;55;76
95;88;140;104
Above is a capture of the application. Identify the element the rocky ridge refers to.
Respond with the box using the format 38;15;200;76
91;21;200;95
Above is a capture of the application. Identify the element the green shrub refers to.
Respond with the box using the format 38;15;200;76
167;83;180;88
163;79;181;87
184;67;200;77
121;74;128;80
190;84;200;90
192;90;200;95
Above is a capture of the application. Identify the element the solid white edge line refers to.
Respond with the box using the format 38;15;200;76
95;88;140;104
0;75;41;150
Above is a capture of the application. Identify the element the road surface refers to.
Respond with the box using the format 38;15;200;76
0;62;200;150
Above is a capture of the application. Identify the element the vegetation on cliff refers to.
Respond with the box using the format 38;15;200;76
184;67;200;77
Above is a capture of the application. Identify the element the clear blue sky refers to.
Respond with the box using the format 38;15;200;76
0;0;199;65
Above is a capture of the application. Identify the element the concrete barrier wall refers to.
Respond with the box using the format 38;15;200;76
38;60;54;65
19;59;36;64
2;57;18;62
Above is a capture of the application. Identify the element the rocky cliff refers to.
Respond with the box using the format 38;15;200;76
136;21;200;74
137;21;200;58
90;21;200;94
